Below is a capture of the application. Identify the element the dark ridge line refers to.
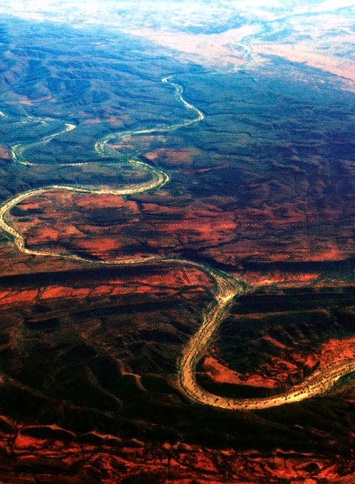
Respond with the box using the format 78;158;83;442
179;249;354;273
0;264;171;287
242;259;355;272
24;299;189;327
233;292;355;315
1;257;353;288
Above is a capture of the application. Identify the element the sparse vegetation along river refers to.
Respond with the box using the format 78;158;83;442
1;75;354;411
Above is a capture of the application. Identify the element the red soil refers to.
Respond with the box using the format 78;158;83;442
0;419;353;483
8;188;352;265
0;146;10;159
144;148;196;167
201;355;278;388
0;264;213;308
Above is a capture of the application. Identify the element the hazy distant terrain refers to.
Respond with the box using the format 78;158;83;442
1;0;354;81
0;1;353;482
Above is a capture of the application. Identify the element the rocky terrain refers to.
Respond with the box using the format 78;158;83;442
0;268;353;483
0;3;353;482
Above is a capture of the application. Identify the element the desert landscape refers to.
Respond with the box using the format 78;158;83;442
0;1;353;482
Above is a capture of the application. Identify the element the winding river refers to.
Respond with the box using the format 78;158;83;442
0;75;354;411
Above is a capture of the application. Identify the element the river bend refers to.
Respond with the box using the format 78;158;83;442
0;75;354;411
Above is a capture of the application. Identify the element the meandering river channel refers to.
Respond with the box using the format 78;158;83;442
0;75;354;411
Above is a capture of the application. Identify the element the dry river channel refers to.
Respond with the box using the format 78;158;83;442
0;75;354;412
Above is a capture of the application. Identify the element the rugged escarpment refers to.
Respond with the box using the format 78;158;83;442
0;270;353;482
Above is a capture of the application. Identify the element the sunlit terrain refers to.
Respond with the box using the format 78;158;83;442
0;1;353;482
